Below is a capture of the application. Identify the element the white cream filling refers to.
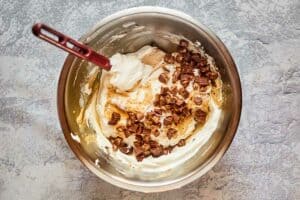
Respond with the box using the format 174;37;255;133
79;45;222;177
84;94;221;176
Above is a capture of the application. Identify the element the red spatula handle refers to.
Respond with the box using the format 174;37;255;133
32;23;111;70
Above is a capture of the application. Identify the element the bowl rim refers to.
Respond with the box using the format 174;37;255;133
57;6;242;193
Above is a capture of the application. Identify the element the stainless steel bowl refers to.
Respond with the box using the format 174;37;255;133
57;7;242;192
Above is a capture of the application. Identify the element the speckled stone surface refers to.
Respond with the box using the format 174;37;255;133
0;0;299;199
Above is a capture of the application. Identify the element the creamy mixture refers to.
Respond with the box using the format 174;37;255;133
76;39;223;175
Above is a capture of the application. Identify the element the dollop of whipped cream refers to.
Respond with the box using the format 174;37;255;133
109;46;153;91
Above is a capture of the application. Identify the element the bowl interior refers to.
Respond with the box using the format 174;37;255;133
58;8;241;192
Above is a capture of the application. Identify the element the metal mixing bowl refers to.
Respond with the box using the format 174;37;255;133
57;7;242;192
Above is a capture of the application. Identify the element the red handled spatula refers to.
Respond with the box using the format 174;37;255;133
32;23;111;70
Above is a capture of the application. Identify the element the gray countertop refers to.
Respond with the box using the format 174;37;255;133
0;0;299;199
